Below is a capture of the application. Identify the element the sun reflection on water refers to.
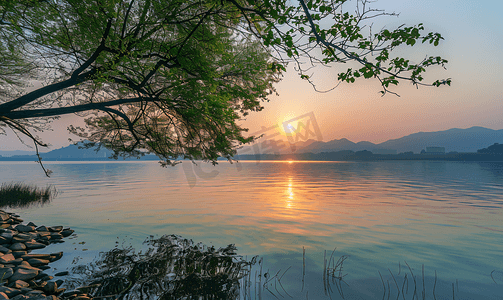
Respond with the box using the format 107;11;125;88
285;177;295;208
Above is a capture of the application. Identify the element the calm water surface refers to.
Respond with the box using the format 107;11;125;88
1;160;502;299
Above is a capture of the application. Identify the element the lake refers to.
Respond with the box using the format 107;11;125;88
1;160;502;299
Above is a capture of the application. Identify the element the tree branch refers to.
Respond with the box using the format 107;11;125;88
2;97;151;120
298;0;427;85
0;71;94;113
71;18;113;79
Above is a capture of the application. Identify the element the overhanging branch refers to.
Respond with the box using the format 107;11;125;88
2;97;151;120
298;0;427;85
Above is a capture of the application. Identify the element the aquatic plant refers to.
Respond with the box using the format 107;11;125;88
68;235;255;299
0;182;56;208
68;237;500;300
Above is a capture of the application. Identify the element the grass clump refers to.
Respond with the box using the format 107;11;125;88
0;182;56;209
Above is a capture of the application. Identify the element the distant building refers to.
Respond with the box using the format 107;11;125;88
423;147;445;154
399;151;414;155
372;149;397;155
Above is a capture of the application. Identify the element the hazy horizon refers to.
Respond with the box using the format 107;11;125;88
2;125;502;155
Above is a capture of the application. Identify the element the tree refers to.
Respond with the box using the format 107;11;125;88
0;0;450;175
477;143;503;154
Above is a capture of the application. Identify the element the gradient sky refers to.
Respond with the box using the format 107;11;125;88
1;0;502;151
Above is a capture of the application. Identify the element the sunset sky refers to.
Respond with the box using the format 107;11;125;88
1;0;502;151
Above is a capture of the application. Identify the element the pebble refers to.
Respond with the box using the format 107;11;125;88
0;210;85;299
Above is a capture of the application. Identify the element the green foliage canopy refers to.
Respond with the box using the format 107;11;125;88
0;0;450;169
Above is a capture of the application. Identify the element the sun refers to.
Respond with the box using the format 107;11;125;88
277;113;301;137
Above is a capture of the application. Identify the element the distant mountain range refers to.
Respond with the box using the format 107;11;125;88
1;126;502;160
0;150;39;157
238;126;503;155
0;143;158;160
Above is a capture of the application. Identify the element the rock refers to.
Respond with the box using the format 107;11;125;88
0;286;22;298
11;236;33;243
43;281;57;294
0;212;9;222
8;279;30;289
25;232;39;240
49;233;62;240
26;258;50;267
17;261;40;271
35;280;47;288
37;237;50;245
13;233;35;241
25;290;44;297
61;291;78;298
14;225;34;232
60;229;74;237
11;217;23;223
18;260;32;268
10;258;24;265
10;295;30;300
9;267;39;281
48;226;63;232
0;267;13;279
39;239;51;245
18;288;32;294
12;251;28;258
25;242;46;250
35;272;49;279
22;254;52;260
0;253;15;264
26;290;45;296
0;215;78;298
0;232;13;240
49;252;63;262
39;275;53;281
10;243;27;251
0;245;10;254
35;226;48;232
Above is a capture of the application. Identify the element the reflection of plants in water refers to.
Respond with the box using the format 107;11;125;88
69;235;255;299
68;237;498;300
0;182;56;208
323;248;350;299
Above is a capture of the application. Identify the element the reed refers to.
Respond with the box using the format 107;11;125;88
67;238;492;300
0;182;56;208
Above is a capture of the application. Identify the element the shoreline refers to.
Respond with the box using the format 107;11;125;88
0;210;90;300
1;152;503;162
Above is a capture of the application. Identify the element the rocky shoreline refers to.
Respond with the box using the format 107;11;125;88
0;210;93;300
